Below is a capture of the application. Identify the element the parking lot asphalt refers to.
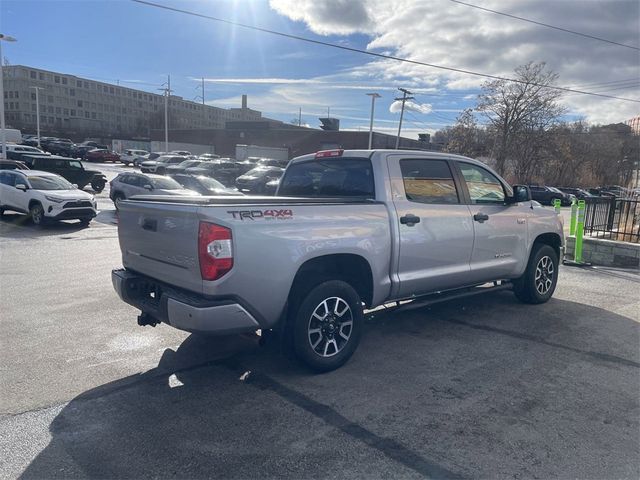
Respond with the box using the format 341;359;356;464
1;162;638;479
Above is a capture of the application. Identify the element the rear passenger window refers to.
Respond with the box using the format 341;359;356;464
0;172;16;186
400;159;459;204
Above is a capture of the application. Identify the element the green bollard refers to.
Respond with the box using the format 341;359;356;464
569;198;578;236
574;200;586;263
553;198;561;214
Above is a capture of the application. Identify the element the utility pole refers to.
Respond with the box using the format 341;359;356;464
30;86;44;148
395;88;414;149
366;92;381;149
158;74;172;153
0;33;17;160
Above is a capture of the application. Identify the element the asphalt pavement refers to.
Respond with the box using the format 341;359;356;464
1;163;638;479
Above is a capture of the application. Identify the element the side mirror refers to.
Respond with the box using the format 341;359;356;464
510;185;531;203
143;184;153;191
15;183;28;191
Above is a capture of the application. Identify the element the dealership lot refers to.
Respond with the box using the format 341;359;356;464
0;163;638;479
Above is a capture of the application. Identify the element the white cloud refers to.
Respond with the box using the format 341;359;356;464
389;100;432;114
269;0;640;124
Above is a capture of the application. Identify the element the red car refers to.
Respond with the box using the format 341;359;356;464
85;149;120;163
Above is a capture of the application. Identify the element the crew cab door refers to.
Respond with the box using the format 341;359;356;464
387;156;474;297
453;161;528;282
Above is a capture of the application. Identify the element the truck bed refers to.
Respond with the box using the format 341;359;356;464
116;195;393;328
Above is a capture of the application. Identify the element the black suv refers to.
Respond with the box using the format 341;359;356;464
21;155;107;193
528;185;574;206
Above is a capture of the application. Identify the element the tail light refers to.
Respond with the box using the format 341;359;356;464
198;222;233;281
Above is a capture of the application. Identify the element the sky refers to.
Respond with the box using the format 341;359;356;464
1;0;639;138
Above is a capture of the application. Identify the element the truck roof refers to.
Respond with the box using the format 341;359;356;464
289;149;483;166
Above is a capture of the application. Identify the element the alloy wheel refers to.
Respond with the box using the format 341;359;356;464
307;296;353;357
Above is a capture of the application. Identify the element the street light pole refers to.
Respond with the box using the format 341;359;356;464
0;33;17;159
158;74;171;153
395;88;414;149
30;86;43;148
366;93;381;149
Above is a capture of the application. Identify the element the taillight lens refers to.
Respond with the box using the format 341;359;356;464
198;222;233;281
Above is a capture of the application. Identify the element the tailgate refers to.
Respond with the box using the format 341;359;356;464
117;199;203;294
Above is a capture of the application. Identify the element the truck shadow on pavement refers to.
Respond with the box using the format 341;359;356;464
20;292;640;479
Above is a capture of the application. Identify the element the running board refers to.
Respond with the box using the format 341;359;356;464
393;281;513;314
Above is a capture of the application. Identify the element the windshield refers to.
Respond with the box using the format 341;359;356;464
27;175;74;190
178;160;201;168
244;166;279;177
149;177;182;189
196;176;226;190
278;158;374;197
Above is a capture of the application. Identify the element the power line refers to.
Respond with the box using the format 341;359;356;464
130;0;640;103
448;0;640;51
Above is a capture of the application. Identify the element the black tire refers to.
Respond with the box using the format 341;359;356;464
513;243;559;304
289;280;363;372
112;192;125;210
91;179;105;193
29;202;46;226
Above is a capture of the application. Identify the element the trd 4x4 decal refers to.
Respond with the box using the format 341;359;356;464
227;209;293;220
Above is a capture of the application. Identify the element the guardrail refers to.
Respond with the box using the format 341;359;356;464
584;197;640;243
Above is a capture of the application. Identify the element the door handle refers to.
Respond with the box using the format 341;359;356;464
400;214;421;226
473;213;489;223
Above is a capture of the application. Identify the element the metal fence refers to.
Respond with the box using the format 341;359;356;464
584;197;640;243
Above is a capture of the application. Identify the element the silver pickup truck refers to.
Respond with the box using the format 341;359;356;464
112;149;563;371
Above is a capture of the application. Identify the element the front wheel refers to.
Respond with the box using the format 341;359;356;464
112;192;125;210
290;280;363;372
513;244;559;304
30;202;46;226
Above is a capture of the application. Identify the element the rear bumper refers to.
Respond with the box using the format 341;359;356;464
111;269;260;335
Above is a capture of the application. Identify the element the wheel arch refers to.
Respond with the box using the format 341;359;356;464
532;232;562;259
288;253;374;308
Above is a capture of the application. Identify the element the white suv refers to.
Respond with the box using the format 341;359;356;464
120;149;150;167
0;170;98;226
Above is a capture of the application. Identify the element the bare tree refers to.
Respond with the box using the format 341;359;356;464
445;109;482;157
477;62;566;177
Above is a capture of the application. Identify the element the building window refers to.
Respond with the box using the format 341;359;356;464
62;78;67;85
77;100;83;107
63;108;69;115
31;104;36;112
109;87;114;94
30;71;36;79
85;111;90;118
48;116;54;123
39;73;44;80
54;76;60;84
70;109;76;116
77;80;82;87
69;89;75;97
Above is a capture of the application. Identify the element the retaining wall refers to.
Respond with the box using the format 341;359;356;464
565;236;640;268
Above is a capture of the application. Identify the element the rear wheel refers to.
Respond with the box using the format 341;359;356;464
513;244;559;304
289;280;363;372
91;179;105;193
